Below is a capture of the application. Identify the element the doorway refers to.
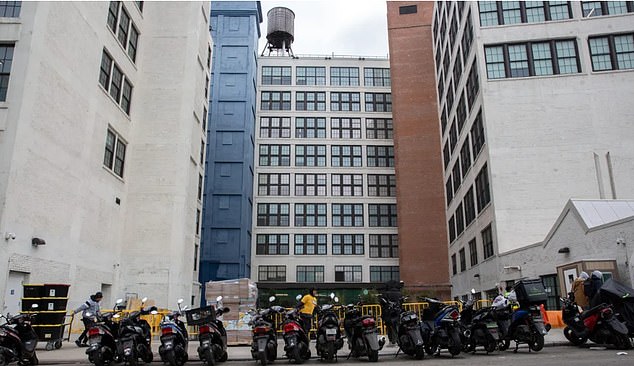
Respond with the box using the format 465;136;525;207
3;271;29;315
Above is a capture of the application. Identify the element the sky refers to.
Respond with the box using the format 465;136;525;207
258;0;390;57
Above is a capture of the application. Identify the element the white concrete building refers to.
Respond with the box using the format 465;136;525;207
252;56;398;297
431;2;634;299
0;1;211;314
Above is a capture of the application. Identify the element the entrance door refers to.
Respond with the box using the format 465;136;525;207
563;268;578;294
3;271;28;315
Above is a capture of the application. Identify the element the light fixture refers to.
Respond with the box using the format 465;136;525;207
504;265;522;271
4;232;16;241
31;237;46;246
473;274;480;278
558;247;570;254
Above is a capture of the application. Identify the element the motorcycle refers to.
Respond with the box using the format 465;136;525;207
85;299;123;366
419;297;462;357
193;296;230;366
249;296;285;365
0;304;39;366
561;294;631;349
158;299;190;366
116;297;155;365
315;293;344;362
460;300;499;354
281;307;311;364
501;303;547;353
342;302;384;362
379;295;424;359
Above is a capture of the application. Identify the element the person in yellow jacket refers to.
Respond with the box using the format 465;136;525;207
299;288;318;335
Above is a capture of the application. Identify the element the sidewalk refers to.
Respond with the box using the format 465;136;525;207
38;328;570;364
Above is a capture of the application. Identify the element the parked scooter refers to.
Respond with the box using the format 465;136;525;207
0;304;39;366
342;302;385;362
85;299;123;366
249;296;285;365
378;295;424;359
561;294;631;349
159;299;190;366
419;297;462;357
116;297;156;365
281;306;311;364
193;296;230;366
460;299;499;354
315;293;344;362
491;294;513;351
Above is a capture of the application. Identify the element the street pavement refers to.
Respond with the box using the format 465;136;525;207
34;327;617;365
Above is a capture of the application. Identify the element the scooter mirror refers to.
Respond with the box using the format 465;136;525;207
85;312;92;318
150;310;158;315
116;299;124;304
471;289;476;294
268;296;276;303
296;294;302;301
31;304;39;309
329;292;335;299
113;314;120;319
141;297;148;303
182;306;189;311
334;297;339;303
177;298;184;304
223;307;231;314
216;296;223;302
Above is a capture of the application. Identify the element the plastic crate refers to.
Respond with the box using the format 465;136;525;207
41;298;69;311
185;306;216;326
43;284;70;298
23;285;44;298
29;312;66;325
513;279;548;307
33;325;65;341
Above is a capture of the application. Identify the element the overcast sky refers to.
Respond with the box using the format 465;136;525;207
258;0;390;57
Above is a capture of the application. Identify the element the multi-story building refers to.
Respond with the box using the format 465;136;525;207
0;1;211;314
252;55;398;300
200;1;262;296
427;1;634;300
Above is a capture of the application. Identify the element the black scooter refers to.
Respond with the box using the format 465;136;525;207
116;297;155;365
195;296;230;366
86;299;123;366
281;307;311;364
460;300;499;354
420;297;462;357
159;298;190;366
0;304;39;365
249;296;284;365
343;302;385;362
315;293;344;362
379;295;424;359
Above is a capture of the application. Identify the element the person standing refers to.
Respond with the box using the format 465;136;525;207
73;292;103;347
587;270;604;308
571;271;590;309
299;288;318;336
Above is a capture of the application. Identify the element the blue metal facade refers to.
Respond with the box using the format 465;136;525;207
200;2;262;288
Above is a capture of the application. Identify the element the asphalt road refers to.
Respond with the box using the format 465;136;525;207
39;346;633;366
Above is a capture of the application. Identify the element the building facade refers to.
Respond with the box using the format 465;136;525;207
200;1;262;295
0;1;211;314
252;55;398;300
428;1;634;300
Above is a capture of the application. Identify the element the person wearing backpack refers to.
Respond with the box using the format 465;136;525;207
572;272;590;309
73;292;103;347
584;271;604;308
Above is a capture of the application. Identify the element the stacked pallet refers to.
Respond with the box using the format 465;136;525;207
205;278;257;345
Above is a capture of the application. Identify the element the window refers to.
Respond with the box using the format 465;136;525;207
460;138;472;176
297;266;324;282
294;203;327;227
256;234;289;255
451;254;457;275
446;177;454;206
471;111;485;157
449;122;458;153
365;93;392;112
466;62;479;108
107;2;140;62
200;140;205;165
446;81;454;113
330;92;361;111
331;118;361;139
453;49;463;86
0;44;14;101
202;107;208;133
295;117;326;138
259;266;286;282
448;215;456;242
258;173;290;196
332;234;364;255
462;13;474;58
330;67;359;86
262;66;291;85
464;186;476;226
443;144;451;169
452;162;462;193
589;33;634;71
367;146;394;167
259;144;290;166
475;164;491;212
479;1;572;26
441;106;447;134
370;266;399;282
103;129;127;178
369;204;397;227
135;1;143;12
399;4;417;15
469;238;478;266
296;66;326;85
0;1;20;17
455;203;465;236
332;174;363;196
296;91;326;111
582;1;634;17
367;174;396;197
335;266;362;282
256;203;290;226
198;174;203;200
485;40;580;79
295;174;327;196
260;117;291;138
482;225;494;259
459;248;467;272
331;145;362;167
261;91;291;110
294;234;327;255
295;145;326;167
98;50;133;114
332;204;364;227
449;14;458;50
369;234;398;258
364;68;391;86
366;118;393;139
107;1;119;32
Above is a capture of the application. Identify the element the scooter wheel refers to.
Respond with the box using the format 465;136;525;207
563;326;587;346
498;339;510;351
29;354;39;366
368;349;379;362
219;351;228;362
258;352;267;366
614;334;633;350
204;349;215;366
529;333;544;352
54;341;62;350
414;347;425;360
